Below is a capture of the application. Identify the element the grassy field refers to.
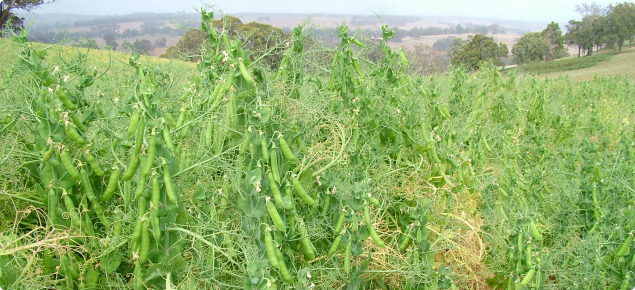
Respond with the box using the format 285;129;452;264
504;46;635;81
1;22;635;290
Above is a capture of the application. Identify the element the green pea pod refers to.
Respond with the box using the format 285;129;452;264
60;150;80;180
127;110;140;139
141;135;156;178
275;248;293;283
298;224;316;260
42;145;54;164
139;224;150;264
327;234;342;258
279;136;299;164
344;239;351;274
270;148;281;183
265;230;279;269
293;178;316;206
101;170;120;201
64;125;86;146
70;114;86;132
84;152;105;176
334;211;346;234
266;200;286;232
163;164;177;204
121;153;140;182
530;221;543;241
239;59;254;85
162;126;175;153
57;89;76;110
269;173;288;209
260;134;269;163
364;205;385;248
519;268;535;287
48;188;57;224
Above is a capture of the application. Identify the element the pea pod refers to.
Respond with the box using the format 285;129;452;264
327;234;342;258
269;173;287;209
64;125;86;146
260;134;269;163
351;37;366;48
265;230;280;269
139;224;150;264
162;126;175;153
530;221;543;241
134;263;144;290
270;148;281;183
239;59;254;85
266;199;286;232
298;223;316;260
275;248;293;283
224;67;234;92
57;89;76;110
334;210;346;234
615;235;633;258
60;150;80;180
279;136;299;164
163;164;177;204
63;194;81;228
48;188;57;224
293;178;316;206
399;231;411;251
42;145;54;164
101;169;120;201
519;268;535;287
84;152;105;176
344;239;351;274
70;114;86;132
141;135;156;178
127;110;140;139
151;176;160;208
364;205;385;248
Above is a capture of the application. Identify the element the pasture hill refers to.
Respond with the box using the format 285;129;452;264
1;10;635;290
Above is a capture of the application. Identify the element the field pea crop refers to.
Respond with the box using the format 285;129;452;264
1;9;634;290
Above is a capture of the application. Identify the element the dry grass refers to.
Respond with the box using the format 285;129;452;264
538;46;635;81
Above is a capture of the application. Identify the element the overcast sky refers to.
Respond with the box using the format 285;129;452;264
32;0;626;23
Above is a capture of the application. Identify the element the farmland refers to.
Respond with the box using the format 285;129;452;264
1;11;634;290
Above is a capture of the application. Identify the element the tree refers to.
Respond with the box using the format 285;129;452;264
103;34;118;50
511;32;549;64
161;15;286;66
433;36;457;52
154;36;167;47
450;34;508;71
132;39;153;55
541;22;565;60
566;20;594;57
1;0;55;33
605;2;635;52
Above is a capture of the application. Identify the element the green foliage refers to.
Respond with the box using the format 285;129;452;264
512;32;550;64
2;8;635;290
0;0;56;32
506;52;613;74
161;14;286;66
432;36;456;52
450;34;508;71
606;2;635;52
541;21;566;60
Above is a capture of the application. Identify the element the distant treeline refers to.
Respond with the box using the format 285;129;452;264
72;12;200;28
291;23;510;47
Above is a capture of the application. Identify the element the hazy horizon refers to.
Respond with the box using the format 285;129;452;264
24;0;627;24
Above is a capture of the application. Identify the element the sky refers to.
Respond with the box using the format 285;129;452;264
31;0;627;23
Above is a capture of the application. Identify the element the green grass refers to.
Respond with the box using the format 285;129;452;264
507;52;614;74
503;46;635;81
